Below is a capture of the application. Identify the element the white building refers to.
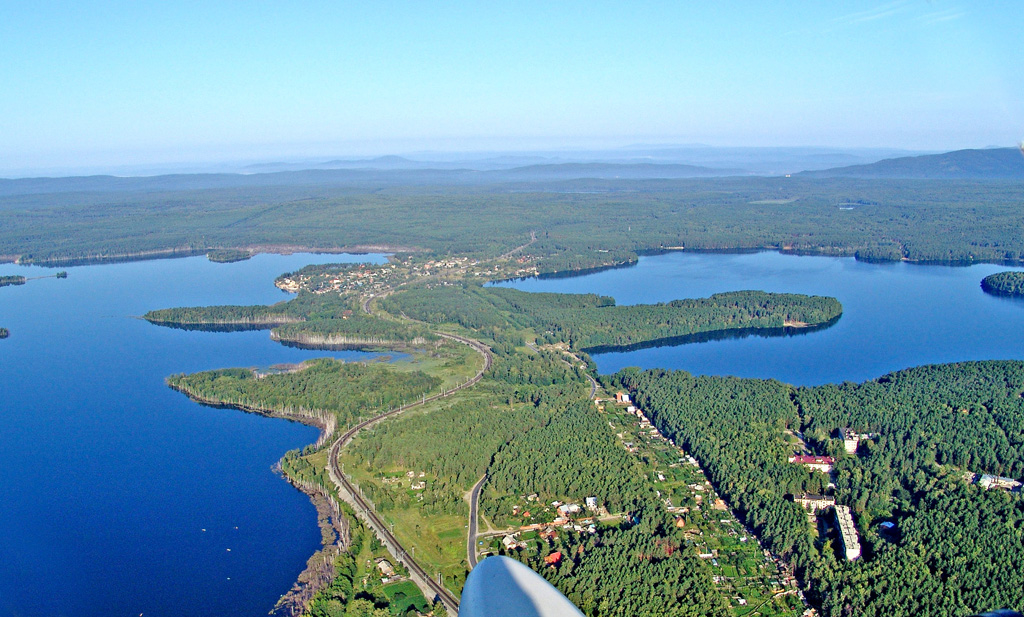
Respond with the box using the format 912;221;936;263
835;505;861;561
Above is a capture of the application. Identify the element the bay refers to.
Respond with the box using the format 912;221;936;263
496;251;1024;386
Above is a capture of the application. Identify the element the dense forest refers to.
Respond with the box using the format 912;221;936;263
167;358;440;426
145;303;301;326
614;361;1024;617
981;271;1024;296
206;248;252;263
4;177;1024;271
382;285;841;350
0;275;26;287
484;398;655;519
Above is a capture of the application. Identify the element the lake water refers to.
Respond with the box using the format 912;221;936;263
497;251;1024;386
0;253;387;617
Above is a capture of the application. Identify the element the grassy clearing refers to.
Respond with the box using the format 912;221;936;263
341;452;469;594
390;339;483;392
383;579;429;615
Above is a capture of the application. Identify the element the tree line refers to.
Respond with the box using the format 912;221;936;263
981;271;1024;296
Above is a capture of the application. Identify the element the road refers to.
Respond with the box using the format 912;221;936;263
325;332;492;615
496;230;537;261
575;359;598;399
466;474;487;569
527;342;599;400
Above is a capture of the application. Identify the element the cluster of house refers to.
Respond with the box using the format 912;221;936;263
470;261;541;279
604;392;677;452
500;497;603;553
382;470;427;491
276;262;404;295
276;254;535;297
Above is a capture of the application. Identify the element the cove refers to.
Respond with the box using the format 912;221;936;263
0;253;387;617
496;251;1024;386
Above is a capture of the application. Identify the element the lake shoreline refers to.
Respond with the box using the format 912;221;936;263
168;379;353;616
3;244;414;268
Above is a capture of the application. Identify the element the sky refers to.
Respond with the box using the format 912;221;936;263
1;1;1021;174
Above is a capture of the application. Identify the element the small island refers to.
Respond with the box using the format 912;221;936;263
0;275;27;287
207;249;253;263
0;327;8;339
981;271;1024;297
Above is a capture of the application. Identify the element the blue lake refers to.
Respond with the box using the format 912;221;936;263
497;251;1024;386
0;253;387;617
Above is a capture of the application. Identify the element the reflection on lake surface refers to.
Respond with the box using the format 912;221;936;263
0;253;386;617
496;251;1024;386
579;316;841;355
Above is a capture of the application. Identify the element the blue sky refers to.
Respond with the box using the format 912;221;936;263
1;1;1021;172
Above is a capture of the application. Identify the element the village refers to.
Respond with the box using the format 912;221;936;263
274;254;541;298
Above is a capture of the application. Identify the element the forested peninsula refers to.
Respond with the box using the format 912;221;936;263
381;286;841;351
148;283;841;354
144;292;437;347
168;358;441;428
981;271;1024;296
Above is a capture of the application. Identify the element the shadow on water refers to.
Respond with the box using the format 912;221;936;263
533;259;638;280
581;315;841;355
144;320;279;332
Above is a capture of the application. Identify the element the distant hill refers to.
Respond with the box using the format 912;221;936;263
801;147;1024;180
0;162;747;198
483;162;746;180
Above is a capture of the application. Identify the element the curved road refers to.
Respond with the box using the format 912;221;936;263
326;332;492;614
463;344;598;570
466;474;488;569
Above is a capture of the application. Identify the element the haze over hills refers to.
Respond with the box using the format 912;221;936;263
235;145;920;176
801;147;1024;180
1;145;923;180
5;146;1021;199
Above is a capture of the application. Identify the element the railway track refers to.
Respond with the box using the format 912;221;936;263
325;332;492;614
